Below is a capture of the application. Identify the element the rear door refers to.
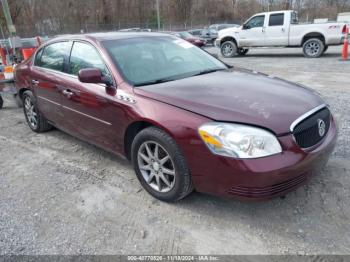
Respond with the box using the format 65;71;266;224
60;41;118;149
239;15;266;46
264;13;289;46
31;41;72;126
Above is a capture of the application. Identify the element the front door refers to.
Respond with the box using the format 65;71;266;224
239;15;266;47
60;41;118;150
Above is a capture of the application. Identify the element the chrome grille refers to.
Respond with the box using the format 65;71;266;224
292;107;331;148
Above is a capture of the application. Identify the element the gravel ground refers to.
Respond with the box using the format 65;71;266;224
0;46;349;255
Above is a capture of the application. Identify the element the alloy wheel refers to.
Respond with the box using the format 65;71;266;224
305;41;320;57
137;141;176;193
222;43;234;57
24;96;38;129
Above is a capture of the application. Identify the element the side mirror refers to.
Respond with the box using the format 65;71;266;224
78;68;104;84
242;24;250;30
78;68;114;88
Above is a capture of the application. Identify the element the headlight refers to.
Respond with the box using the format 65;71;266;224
198;122;282;159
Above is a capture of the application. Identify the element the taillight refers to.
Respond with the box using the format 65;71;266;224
342;25;349;34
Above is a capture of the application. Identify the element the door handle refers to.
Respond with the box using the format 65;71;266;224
31;79;39;85
282;28;285;32
262;27;266;33
62;89;74;98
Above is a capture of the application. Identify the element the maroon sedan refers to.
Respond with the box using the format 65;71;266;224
14;32;337;202
172;31;206;47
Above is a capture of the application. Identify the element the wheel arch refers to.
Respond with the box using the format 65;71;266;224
123;120;175;161
301;32;325;45
220;36;238;46
18;87;31;99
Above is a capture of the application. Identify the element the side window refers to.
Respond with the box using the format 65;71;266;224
34;48;43;66
69;42;108;76
269;13;284;26
40;42;71;72
291;12;299;24
246;15;265;29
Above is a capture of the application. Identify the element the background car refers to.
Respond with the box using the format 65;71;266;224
171;31;206;47
203;24;240;44
188;29;203;37
209;23;240;31
118;28;152;32
200;28;219;45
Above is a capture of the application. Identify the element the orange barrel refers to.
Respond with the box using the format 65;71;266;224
22;48;37;60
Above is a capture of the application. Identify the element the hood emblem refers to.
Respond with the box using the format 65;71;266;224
317;119;326;137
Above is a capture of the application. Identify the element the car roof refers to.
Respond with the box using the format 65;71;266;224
47;32;172;44
253;10;292;16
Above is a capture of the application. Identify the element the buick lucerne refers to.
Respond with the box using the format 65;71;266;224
14;33;337;201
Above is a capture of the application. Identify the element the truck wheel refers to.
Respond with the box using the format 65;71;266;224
0;95;3;109
238;48;249;56
221;41;238;58
303;38;324;58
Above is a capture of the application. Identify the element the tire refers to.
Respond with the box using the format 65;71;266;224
323;45;329;54
0;95;3;109
302;38;324;58
22;90;52;133
131;127;193;202
220;41;238;58
238;48;249;56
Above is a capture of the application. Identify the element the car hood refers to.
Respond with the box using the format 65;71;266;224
134;69;325;135
218;27;240;38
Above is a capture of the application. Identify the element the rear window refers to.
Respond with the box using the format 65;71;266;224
269;13;284;26
38;42;71;72
190;30;201;36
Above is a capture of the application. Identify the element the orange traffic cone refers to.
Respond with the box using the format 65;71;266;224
341;25;349;61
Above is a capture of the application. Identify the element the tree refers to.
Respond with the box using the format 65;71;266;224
3;0;350;37
174;0;193;27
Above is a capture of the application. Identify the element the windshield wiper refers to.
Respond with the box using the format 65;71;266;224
134;68;227;87
192;68;227;77
134;77;177;87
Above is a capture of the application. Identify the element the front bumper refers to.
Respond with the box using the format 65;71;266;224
214;38;221;48
187;117;337;200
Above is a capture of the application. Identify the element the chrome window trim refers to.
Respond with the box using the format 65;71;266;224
33;65;78;79
290;103;328;132
33;39;116;86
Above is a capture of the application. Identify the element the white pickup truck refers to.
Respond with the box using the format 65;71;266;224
215;10;347;58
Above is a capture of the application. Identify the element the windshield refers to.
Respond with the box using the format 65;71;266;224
103;36;227;86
